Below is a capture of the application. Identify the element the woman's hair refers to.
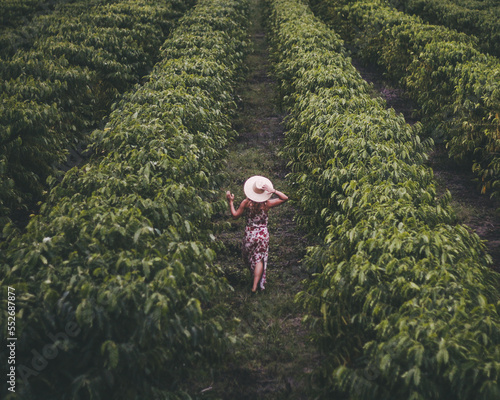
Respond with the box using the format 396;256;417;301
248;199;267;211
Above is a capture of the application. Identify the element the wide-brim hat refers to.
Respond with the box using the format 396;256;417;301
244;175;274;202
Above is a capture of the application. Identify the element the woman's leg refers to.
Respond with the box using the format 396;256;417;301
251;261;264;292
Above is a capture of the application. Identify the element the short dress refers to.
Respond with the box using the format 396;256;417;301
242;202;269;290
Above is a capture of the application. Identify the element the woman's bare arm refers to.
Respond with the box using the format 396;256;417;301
262;184;288;208
226;191;249;218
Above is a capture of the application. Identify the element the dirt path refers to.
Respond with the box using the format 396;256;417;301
352;60;500;273
206;0;321;398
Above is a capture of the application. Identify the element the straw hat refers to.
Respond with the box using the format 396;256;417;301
244;175;274;202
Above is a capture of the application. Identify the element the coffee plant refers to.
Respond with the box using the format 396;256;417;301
0;0;62;30
0;0;193;230
390;0;500;57
266;0;500;398
0;0;249;398
310;0;500;200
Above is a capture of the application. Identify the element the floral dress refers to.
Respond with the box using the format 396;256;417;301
242;202;269;290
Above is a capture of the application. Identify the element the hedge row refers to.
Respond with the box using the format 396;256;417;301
0;0;63;30
0;0;192;229
311;0;500;199
390;0;500;57
266;0;500;398
0;0;249;398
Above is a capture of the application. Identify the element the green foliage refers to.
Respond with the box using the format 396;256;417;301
390;0;500;57
0;0;193;229
311;0;500;201
0;0;59;30
0;0;249;398
266;0;500;398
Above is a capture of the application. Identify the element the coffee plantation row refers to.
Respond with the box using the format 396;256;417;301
0;0;193;229
0;0;249;398
391;0;500;57
266;0;500;398
0;0;64;30
311;0;500;201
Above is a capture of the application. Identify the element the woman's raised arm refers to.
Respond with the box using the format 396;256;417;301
226;191;249;218
262;184;288;208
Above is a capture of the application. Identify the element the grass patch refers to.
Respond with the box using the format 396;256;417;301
192;0;321;398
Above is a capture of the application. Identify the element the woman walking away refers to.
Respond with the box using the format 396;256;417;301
226;175;288;293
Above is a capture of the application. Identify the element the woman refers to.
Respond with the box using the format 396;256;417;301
226;175;288;293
